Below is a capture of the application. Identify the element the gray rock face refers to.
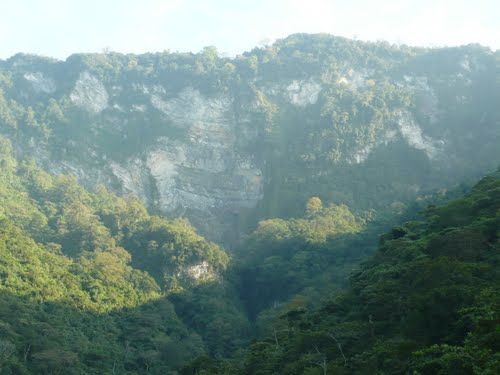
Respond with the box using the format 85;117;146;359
2;38;498;243
286;78;322;106
23;72;56;94
396;110;443;159
21;75;265;242
70;71;109;113
101;87;264;241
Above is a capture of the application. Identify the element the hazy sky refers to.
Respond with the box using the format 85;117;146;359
0;0;498;59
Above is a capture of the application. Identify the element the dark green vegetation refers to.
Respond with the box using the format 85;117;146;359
0;137;248;373
185;171;500;374
0;133;376;373
0;34;499;374
1;127;498;373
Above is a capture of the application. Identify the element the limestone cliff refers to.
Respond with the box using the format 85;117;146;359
0;35;498;242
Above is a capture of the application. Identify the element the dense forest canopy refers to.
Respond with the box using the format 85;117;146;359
0;34;498;374
184;170;500;374
0;136;248;373
1;133;497;373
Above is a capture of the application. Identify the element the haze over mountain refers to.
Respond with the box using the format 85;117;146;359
0;32;498;374
1;34;499;243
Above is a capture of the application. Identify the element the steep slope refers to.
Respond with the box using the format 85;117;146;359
184;170;500;374
0;137;248;374
0;34;498;242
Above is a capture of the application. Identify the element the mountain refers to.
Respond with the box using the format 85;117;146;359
0;34;498;243
0;34;499;374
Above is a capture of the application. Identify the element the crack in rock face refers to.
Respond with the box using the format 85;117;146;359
70;71;109;113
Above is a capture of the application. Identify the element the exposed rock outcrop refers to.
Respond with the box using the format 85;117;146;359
1;35;498;243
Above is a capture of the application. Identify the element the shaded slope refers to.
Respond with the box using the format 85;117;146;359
184;170;500;374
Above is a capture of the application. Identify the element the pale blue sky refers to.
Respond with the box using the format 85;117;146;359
0;0;498;60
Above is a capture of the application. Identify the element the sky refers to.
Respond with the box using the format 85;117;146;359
0;0;498;60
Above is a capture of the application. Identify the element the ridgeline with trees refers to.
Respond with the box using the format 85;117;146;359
0;34;498;373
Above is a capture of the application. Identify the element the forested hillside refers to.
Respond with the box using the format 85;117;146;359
184;171;500;374
0;34;498;242
1;130;498;373
0;34;498;374
0;136;248;373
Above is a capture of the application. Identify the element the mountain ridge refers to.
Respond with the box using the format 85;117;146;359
1;34;498;243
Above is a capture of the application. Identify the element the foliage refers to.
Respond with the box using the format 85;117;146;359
236;200;366;319
186;171;500;374
0;34;499;374
0;137;246;373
